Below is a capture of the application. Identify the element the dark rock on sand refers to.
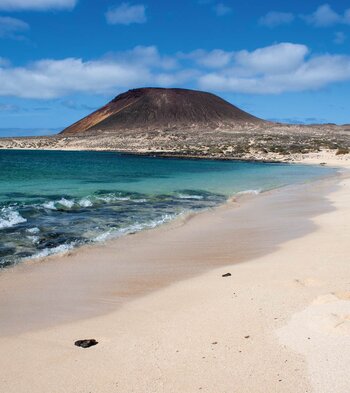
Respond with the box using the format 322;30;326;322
74;339;98;348
222;273;232;277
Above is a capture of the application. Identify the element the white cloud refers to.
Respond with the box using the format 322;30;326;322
0;46;190;99
0;58;151;98
304;4;341;27
213;3;231;16
303;4;350;27
1;43;350;98
106;3;146;25
0;16;29;39
260;5;350;28
259;11;294;27
155;70;200;87
0;0;77;11
198;43;350;94
108;45;178;70
181;49;233;68
234;43;309;74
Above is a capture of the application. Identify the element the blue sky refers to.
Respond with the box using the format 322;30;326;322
0;0;350;136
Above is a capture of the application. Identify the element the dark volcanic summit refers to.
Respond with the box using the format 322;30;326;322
61;87;264;135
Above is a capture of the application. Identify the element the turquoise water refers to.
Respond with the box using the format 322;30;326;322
0;150;335;267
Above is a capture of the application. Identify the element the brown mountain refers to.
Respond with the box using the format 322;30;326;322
61;87;264;135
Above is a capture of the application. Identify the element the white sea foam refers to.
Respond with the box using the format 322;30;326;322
0;207;27;229
235;189;261;196
27;235;40;244
57;198;75;209
78;197;93;207
94;213;178;243
29;242;76;260
42;194;144;211
94;223;145;242
43;198;75;210
96;195;130;203
177;194;204;200
27;227;40;234
94;230;113;242
147;213;177;227
42;201;57;210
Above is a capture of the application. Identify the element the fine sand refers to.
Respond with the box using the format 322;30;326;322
0;155;350;393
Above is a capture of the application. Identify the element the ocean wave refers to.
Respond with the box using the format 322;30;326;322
58;198;75;209
28;242;76;260
1;189;217;266
36;190;221;214
78;197;93;207
41;193;145;211
235;189;261;196
27;235;40;244
43;198;75;210
27;227;40;234
0;207;27;229
95;195;131;203
94;213;179;242
16;212;180;262
42;201;58;210
177;193;204;200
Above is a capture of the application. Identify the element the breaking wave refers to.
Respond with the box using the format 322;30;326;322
29;242;77;260
177;193;204;200
0;207;27;229
235;189;261;196
0;189;225;267
94;213;179;242
41;193;148;211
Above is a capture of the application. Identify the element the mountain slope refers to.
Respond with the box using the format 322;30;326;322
61;87;264;135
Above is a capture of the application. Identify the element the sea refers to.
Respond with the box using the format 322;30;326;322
0;150;335;267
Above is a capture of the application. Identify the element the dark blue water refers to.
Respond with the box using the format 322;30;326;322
0;150;335;267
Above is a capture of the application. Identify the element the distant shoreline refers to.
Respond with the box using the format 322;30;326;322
0;123;349;164
1;145;349;166
0;146;287;164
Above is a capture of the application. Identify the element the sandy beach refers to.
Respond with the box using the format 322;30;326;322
2;0;350;391
1;154;350;393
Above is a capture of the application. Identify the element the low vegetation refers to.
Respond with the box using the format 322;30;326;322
1;123;349;162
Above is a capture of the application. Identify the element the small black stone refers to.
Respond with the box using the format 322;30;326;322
74;339;98;348
222;273;231;277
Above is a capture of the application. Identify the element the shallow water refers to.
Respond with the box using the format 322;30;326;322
0;150;335;267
